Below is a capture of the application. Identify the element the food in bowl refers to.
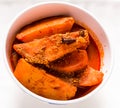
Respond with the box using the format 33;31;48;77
10;16;104;100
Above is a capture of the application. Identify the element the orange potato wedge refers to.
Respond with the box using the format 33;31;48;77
79;66;104;86
49;50;88;75
13;30;89;65
16;16;75;42
62;66;104;87
14;58;77;100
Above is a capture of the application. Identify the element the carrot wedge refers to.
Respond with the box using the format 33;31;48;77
13;30;89;65
14;58;77;100
16;16;75;42
49;50;88;75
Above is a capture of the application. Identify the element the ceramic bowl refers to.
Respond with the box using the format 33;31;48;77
4;2;113;105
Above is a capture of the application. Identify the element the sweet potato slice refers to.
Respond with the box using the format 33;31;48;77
49;50;88;75
62;66;104;87
13;30;89;65
79;66;104;86
14;58;77;100
16;16;75;42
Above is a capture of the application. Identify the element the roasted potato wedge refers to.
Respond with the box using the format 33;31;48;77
62;66;104;87
14;58;77;100
13;30;89;65
16;16;75;42
49;50;88;75
79;66;104;86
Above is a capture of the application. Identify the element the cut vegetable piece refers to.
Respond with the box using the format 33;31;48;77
14;58;77;100
62;66;104;87
13;30;89;65
16;16;75;42
49;50;88;75
79;66;104;86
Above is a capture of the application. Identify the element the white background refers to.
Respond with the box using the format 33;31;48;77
0;0;120;108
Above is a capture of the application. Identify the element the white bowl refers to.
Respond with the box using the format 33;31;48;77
4;2;113;105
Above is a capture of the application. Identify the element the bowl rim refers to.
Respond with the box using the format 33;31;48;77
3;1;114;105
